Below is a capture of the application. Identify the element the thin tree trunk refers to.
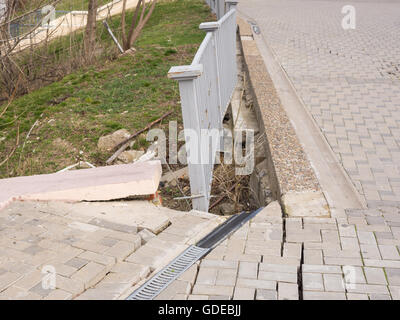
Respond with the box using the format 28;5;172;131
84;0;97;61
127;0;156;48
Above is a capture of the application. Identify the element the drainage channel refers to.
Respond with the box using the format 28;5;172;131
126;207;264;300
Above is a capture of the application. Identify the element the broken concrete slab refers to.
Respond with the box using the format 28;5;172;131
0;161;162;211
50;200;172;235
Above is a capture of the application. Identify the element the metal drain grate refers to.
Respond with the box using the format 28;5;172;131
126;245;210;300
126;208;264;300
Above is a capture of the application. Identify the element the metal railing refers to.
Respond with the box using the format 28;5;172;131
205;0;227;19
168;0;238;212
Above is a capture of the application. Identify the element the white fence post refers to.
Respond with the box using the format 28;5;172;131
168;65;210;211
168;3;238;212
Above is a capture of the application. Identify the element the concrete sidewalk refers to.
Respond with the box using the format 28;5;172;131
238;0;400;208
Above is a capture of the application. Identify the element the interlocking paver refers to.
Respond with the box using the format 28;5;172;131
323;274;345;292
302;273;324;291
364;267;387;285
233;287;255;300
238;261;258;279
278;282;298;300
385;268;400;286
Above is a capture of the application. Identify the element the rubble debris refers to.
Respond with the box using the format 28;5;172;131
98;129;131;152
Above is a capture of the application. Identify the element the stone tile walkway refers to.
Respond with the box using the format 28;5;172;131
0;200;224;300
239;0;400;207
166;202;400;300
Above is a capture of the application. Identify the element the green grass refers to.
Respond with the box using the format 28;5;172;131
17;0;110;13
0;0;214;177
56;0;110;12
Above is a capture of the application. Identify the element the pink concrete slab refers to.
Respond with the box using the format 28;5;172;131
0;160;162;211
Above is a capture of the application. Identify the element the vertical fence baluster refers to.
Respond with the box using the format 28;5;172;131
168;2;238;212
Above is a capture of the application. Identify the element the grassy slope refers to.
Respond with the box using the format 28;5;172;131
0;0;213;177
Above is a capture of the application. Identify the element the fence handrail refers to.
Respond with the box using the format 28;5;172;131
168;1;238;212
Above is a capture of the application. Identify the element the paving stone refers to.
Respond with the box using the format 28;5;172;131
178;265;198;286
201;259;238;270
302;273;324;291
338;224;357;238
343;266;366;285
155;280;191;300
29;282;53;297
364;267;387;285
138;229;156;245
223;253;262;262
304;242;341;250
104;240;137;262
324;257;363;266
346;283;389;295
303;291;346;300
364;259;400;268
369;294;392;300
360;244;382;260
98;237;119;248
71;240;110;254
245;245;281;256
71;262;107;289
78;251;116;268
216;269;237;286
385;268;400;285
286;230;321;243
389;286;400;300
55;275;84;297
192;284;234;297
43;289;72;300
65;257;89;270
278;282;298;300
209;295;231;300
259;263;298;274
236;278;276;290
238;261;258;279
283;243;302;259
256;289;277;300
0;286;42;300
323;274;345;292
346;293;369;300
304;249;323;265
302;264;342;274
323;249;361;258
12;270;42;290
262;256;300;266
321;230;340;244
357;231;377;245
233;287;255;300
258;271;297;283
187;295;209;300
340;237;360;251
75;288;120;300
378;245;400;260
195;267;218;285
